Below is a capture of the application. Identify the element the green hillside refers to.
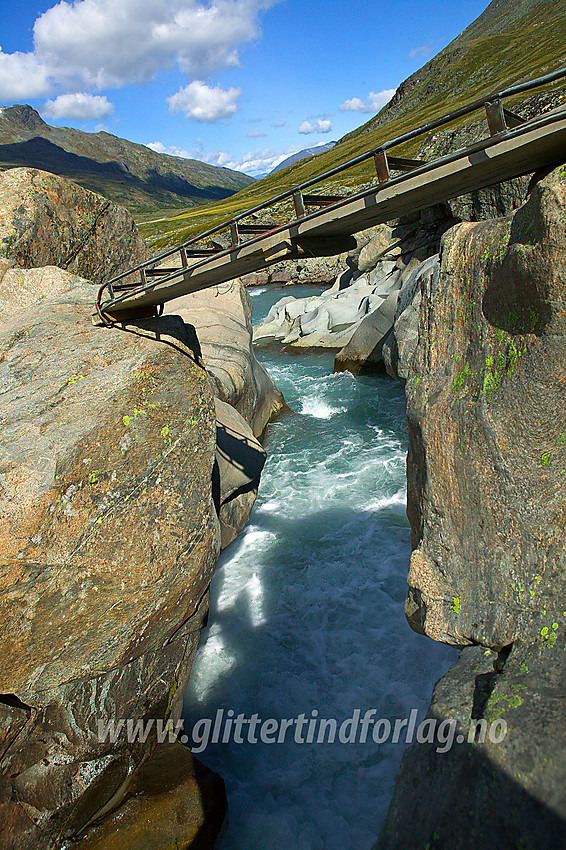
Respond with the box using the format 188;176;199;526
0;105;254;217
141;0;566;248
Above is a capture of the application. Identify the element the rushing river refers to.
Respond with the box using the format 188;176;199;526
183;285;456;849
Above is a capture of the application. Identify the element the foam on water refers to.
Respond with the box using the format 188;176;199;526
183;287;456;849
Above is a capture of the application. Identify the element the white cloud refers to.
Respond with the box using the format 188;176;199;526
0;50;52;100
246;129;265;138
146;141;193;158
167;80;241;122
193;143;303;175
298;118;333;135
339;97;365;112
0;0;271;100
272;119;286;128
43;92;114;120
339;88;396;113
409;43;432;60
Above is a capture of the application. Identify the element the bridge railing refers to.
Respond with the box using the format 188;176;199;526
96;65;566;319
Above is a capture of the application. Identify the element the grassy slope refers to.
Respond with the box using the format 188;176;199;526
142;0;566;247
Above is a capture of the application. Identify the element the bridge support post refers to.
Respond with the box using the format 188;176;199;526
293;189;306;218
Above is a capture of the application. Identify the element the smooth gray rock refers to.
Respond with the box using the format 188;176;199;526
214;398;266;549
171;280;286;437
334;289;399;373
383;254;439;380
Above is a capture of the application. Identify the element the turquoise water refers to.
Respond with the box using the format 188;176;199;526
183;285;455;849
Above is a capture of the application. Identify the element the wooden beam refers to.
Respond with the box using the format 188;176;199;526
302;194;346;207
387;156;425;172
485;98;507;135
503;108;525;128
181;248;220;257
237;223;276;234
291;235;357;256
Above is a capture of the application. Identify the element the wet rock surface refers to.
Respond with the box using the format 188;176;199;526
214;397;266;550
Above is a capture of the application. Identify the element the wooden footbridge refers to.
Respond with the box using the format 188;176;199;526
94;67;566;324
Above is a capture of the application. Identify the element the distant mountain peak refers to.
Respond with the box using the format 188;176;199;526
0;104;48;132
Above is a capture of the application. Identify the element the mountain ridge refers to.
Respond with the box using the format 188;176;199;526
0;104;254;216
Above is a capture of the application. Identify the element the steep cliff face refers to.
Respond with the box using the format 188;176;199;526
376;164;566;848
376;637;566;849
404;165;566;649
0;173;280;848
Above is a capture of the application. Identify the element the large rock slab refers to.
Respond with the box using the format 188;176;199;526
376;636;566;849
170;280;286;437
0;167;148;284
334;289;398;373
404;165;566;648
253;264;403;352
0;267;222;847
74;743;226;850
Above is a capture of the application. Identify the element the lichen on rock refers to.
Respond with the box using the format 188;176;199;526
404;164;566;649
0;269;225;847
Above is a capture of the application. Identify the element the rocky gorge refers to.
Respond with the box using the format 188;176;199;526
249;162;566;847
0;144;565;850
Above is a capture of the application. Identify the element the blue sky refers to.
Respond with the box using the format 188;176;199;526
0;0;489;175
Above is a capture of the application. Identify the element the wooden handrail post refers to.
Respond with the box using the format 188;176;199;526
485;98;506;135
374;150;390;183
293;189;306;218
230;222;239;246
180;248;188;267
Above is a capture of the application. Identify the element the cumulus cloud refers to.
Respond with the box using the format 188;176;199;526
272;119;286;128
167;80;241;122
298;118;333;135
0;50;52;100
339;89;396;113
246;129;265;137
43;92;114;120
0;0;271;100
193;143;303;175
146;141;193;158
